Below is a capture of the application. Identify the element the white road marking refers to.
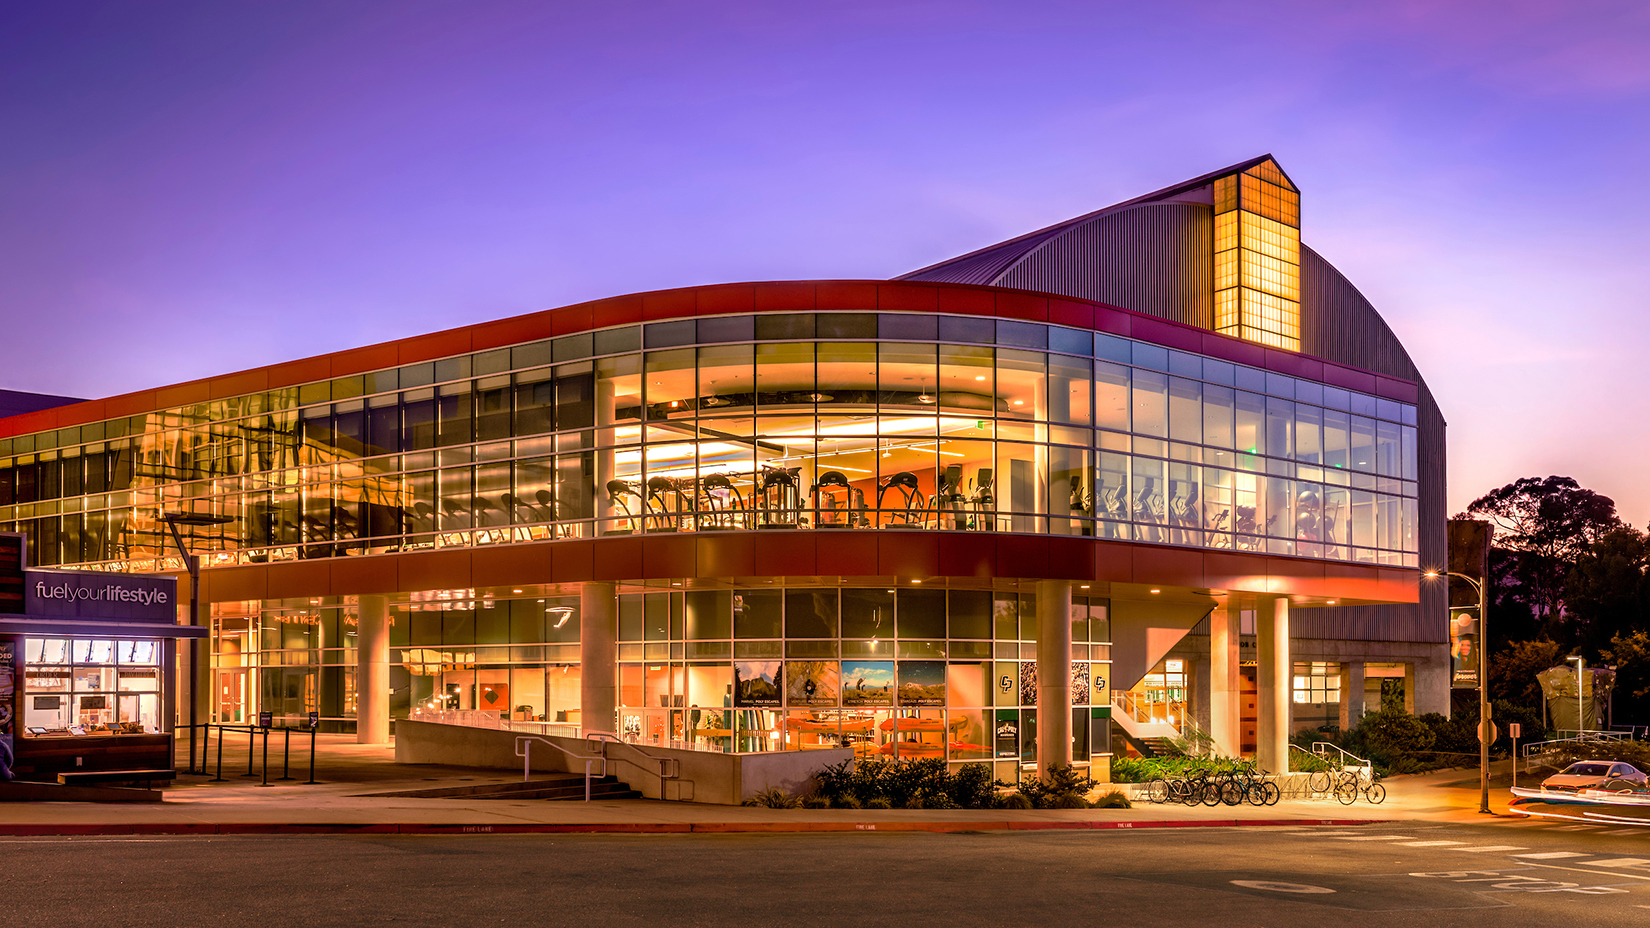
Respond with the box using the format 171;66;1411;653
1551;825;1601;831
1458;845;1527;852
1230;880;1336;894
1586;858;1650;869
1334;835;1416;841
1512;851;1589;859
1397;840;1467;847
1602;828;1647;835
1285;830;1360;836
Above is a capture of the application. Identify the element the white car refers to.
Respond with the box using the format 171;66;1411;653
1541;761;1649;794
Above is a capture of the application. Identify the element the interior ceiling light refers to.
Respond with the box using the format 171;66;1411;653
974;375;986;381
1149;588;1161;594
806;393;834;403
699;395;732;407
916;394;937;405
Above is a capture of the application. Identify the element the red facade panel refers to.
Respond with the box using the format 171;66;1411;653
1091;307;1132;337
551;539;595;583
328;343;400;379
397;331;473;368
876;283;938;313
589;295;644;330
1044;536;1094;581
814;532;877;577
697;533;756;579
752;282;816;312
209;370;269;401
643;289;697;321
753;531;818;577
641;535;697;578
936;286;995;317
471;543;556;589
994;535;1050;580
155;380;212;409
550;301;596;336
816;281;878;310
877;532;938;579
1047;298;1095;330
327;555;400;596
591;537;643;581
993;291;1048;322
696;284;755;316
936;533;995;579
266;356;334;391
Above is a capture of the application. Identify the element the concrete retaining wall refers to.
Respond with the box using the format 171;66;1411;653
394;720;850;805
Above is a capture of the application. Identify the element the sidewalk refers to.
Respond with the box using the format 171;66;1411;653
0;734;1521;836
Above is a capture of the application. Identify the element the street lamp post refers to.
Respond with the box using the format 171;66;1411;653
161;511;233;776
1426;568;1491;814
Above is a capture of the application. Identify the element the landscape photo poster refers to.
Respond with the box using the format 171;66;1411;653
897;661;945;707
841;660;894;707
785;661;839;707
733;661;782;708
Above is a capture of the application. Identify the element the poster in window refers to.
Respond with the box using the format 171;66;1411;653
1070;662;1091;705
897;661;945;707
732;661;781;708
0;641;14;756
994;708;1019;758
841;660;894;707
785;661;838;707
1019;661;1038;706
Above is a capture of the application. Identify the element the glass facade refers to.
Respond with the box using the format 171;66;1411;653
0;312;1419;571
1214;159;1302;352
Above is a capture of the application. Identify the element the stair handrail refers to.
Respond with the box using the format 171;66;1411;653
1310;741;1371;779
514;735;606;802
1286;743;1317;774
585;730;683;790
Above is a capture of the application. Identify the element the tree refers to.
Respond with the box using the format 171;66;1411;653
1564;527;1650;657
1460;476;1623;637
1487;639;1565;708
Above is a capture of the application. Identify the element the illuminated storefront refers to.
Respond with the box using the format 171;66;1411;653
0;157;1445;778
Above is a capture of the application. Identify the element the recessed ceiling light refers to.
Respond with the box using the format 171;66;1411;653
512;589;523;594
974;375;985;381
1013;400;1025;406
1149;588;1160;594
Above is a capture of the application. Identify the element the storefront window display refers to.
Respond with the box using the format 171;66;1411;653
21;637;163;734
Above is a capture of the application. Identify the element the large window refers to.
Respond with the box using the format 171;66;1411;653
0;313;1421;570
22;637;163;735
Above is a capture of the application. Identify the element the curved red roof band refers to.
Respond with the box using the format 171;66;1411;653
0;279;1419;440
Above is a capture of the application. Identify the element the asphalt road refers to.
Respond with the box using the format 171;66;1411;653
5;818;1649;927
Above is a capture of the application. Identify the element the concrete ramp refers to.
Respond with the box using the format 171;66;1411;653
0;780;162;803
1109;599;1213;693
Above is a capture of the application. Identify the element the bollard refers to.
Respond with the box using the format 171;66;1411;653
305;723;319;785
278;728;296;781
258;727;272;787
211;725;226;782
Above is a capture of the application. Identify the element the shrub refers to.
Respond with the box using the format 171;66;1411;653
864;797;893;810
801;796;829;809
1090;790;1132;809
946;763;997;810
745;787;801;809
1017;764;1099;809
810;758;1002;809
996;791;1033;810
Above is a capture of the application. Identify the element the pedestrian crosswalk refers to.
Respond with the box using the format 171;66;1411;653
1276;820;1650;873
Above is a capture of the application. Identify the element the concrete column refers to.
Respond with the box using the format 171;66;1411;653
1414;654;1450;716
1255;597;1290;774
1339;660;1367;731
1208;603;1240;757
580;581;618;736
356;595;391;744
1403;662;1416;714
1035;579;1073;781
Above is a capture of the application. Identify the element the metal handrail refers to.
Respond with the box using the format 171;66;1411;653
513;735;606;802
1310;741;1372;778
585;730;683;786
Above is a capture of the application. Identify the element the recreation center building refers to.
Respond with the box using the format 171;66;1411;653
0;156;1446;782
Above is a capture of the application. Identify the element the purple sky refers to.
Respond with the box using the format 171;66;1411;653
3;1;1648;524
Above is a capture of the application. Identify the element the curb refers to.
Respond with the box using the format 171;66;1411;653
0;818;1382;837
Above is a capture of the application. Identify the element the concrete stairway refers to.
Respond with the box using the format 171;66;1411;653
361;773;641;801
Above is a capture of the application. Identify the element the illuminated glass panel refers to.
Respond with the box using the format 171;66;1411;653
1212;159;1300;352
